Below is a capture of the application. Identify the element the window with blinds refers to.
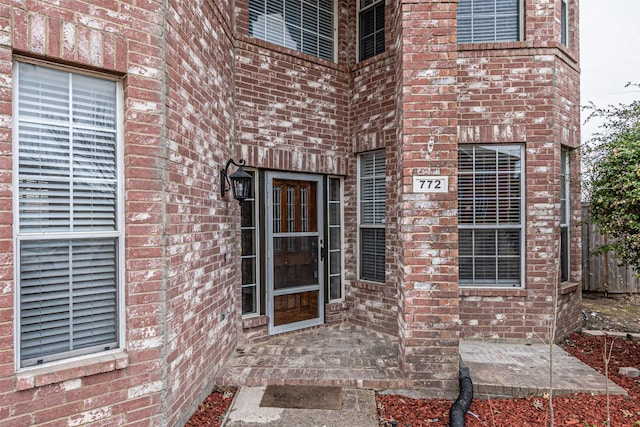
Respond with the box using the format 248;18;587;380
457;0;521;44
359;150;385;283
458;145;524;287
359;0;385;61
16;62;121;367
248;0;335;62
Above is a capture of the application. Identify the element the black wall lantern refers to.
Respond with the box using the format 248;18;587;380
221;158;252;203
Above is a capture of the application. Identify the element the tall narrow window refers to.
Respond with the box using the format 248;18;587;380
15;62;121;367
328;177;343;300
561;0;568;46
248;0;335;61
560;148;570;282
457;0;521;44
359;0;385;61
359;151;385;283
458;145;524;287
241;170;260;316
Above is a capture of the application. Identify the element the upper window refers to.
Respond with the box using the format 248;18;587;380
457;0;521;44
359;150;385;283
560;148;570;282
15;62;121;367
248;0;335;62
561;0;568;46
458;145;524;287
359;0;385;61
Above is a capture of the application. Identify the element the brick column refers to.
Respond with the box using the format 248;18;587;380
395;0;460;397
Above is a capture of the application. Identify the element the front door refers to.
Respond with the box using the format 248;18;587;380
266;172;324;334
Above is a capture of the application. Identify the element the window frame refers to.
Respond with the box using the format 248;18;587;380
457;0;525;44
357;0;386;62
357;150;386;284
561;0;568;46
247;0;337;62
241;169;261;318
458;144;525;288
13;59;125;370
560;147;570;282
327;176;344;301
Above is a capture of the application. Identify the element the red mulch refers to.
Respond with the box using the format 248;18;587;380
186;334;640;427
184;387;236;427
378;333;640;427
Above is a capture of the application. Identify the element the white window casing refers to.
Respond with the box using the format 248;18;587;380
560;148;570;282
14;60;124;369
248;0;336;62
241;170;260;317
358;150;386;283
457;0;524;44
458;145;525;287
358;0;385;62
327;176;344;301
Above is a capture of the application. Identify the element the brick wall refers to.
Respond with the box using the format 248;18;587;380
0;0;243;425
234;0;352;339
457;0;581;341
348;50;399;335
0;0;583;422
395;0;460;397
164;0;237;425
0;0;170;425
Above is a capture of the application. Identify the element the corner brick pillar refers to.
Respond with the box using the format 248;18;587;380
395;0;460;396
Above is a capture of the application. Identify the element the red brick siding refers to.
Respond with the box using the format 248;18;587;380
348;53;399;336
164;0;237;425
1;0;169;426
234;41;350;175
457;0;581;341
234;1;352;339
395;0;460;397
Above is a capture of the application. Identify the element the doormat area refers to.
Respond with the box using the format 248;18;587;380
259;385;342;410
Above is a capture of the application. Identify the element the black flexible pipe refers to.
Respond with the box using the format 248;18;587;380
449;366;474;427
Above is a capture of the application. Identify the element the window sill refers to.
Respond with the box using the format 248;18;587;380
560;282;579;295
237;35;345;71
15;350;129;391
459;287;527;298
242;315;269;329
457;40;578;64
353;280;387;292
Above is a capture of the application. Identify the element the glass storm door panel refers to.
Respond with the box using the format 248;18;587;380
266;172;324;334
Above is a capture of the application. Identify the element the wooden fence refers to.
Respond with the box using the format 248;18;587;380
582;204;640;294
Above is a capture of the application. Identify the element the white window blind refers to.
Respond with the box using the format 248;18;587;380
458;145;523;287
16;62;120;367
457;0;520;43
248;0;335;61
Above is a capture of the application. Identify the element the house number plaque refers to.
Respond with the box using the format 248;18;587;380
413;176;448;193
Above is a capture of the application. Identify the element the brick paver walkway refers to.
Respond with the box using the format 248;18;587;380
215;322;407;389
216;322;626;398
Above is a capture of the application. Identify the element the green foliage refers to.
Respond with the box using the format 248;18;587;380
585;83;640;270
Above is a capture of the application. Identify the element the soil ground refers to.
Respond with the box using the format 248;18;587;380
582;291;640;334
185;293;640;427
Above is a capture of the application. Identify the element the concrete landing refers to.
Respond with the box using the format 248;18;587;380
221;386;378;427
460;340;628;398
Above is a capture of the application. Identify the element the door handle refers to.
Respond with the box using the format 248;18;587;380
320;239;325;261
